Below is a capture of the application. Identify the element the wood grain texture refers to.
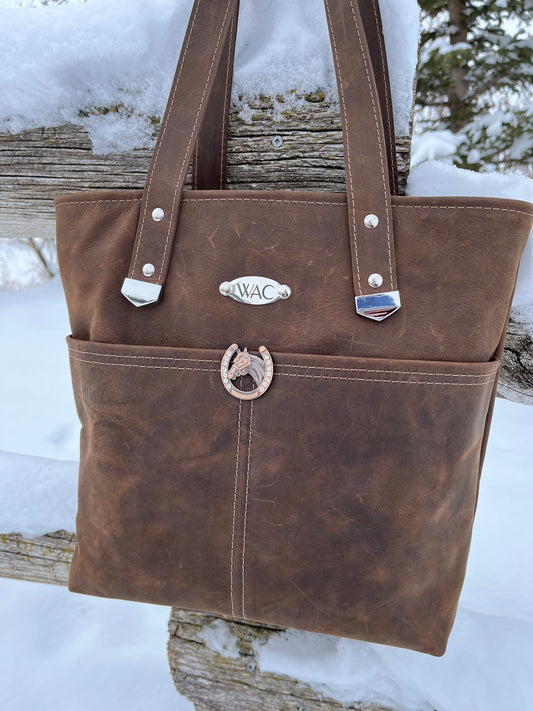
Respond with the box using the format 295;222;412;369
0;95;411;242
167;608;394;711
0;530;74;586
500;313;533;405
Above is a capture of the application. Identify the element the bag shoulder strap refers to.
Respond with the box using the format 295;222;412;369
192;4;239;191
121;0;401;322
193;0;399;195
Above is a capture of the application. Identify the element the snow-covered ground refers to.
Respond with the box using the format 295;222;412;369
1;278;532;711
0;577;192;711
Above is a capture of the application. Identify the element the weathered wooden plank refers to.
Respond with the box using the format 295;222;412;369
0;95;412;242
500;313;533;405
167;608;394;711
0;530;74;586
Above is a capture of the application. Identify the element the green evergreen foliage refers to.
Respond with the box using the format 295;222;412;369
416;0;533;171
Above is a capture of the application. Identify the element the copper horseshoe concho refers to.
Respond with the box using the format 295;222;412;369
220;343;273;400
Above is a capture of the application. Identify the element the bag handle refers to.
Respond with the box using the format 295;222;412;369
121;0;401;321
193;0;399;196
192;3;240;192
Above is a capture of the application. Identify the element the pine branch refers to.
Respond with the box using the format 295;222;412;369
466;68;518;101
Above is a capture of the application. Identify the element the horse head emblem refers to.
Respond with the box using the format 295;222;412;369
221;343;273;400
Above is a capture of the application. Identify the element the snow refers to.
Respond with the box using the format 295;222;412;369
0;0;419;153
0;452;77;537
410;129;465;165
197;618;241;659
0;237;57;290
1;276;533;709
408;160;533;308
0;577;193;711
0;279;78;460
252;609;533;711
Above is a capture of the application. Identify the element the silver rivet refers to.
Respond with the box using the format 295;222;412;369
364;213;379;229
278;285;291;299
368;273;383;288
246;662;256;672
219;281;233;296
142;263;156;277
272;135;283;148
152;207;164;221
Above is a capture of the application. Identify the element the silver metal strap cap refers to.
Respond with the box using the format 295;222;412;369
121;278;162;307
355;290;401;321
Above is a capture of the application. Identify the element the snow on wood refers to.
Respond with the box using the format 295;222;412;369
0;95;412;243
0;0;419;144
167;609;395;711
0;530;74;586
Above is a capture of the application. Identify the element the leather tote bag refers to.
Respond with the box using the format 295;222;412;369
55;0;533;656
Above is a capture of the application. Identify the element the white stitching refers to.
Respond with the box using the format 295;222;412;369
54;198;533;218
68;350;497;381
55;197;344;207
241;400;253;620
275;372;495;386
348;0;393;290
68;355;495;384
156;0;234;282
324;0;361;294
68;355;218;372
275;364;496;377
370;0;396;193
394;205;533;216
194;140;199;190
230;398;241;618
131;0;202;275
182;197;345;205
56;197;344;207
69;349;219;364
220;14;235;190
55;199;140;208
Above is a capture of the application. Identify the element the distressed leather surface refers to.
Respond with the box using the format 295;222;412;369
55;0;533;657
56;190;532;363
66;338;498;655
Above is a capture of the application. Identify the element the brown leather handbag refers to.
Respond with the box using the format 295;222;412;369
56;0;533;656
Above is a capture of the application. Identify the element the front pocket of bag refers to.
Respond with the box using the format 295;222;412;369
66;336;240;614
66;336;499;655
238;351;500;655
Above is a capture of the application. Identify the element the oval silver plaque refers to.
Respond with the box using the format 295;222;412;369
219;276;291;305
